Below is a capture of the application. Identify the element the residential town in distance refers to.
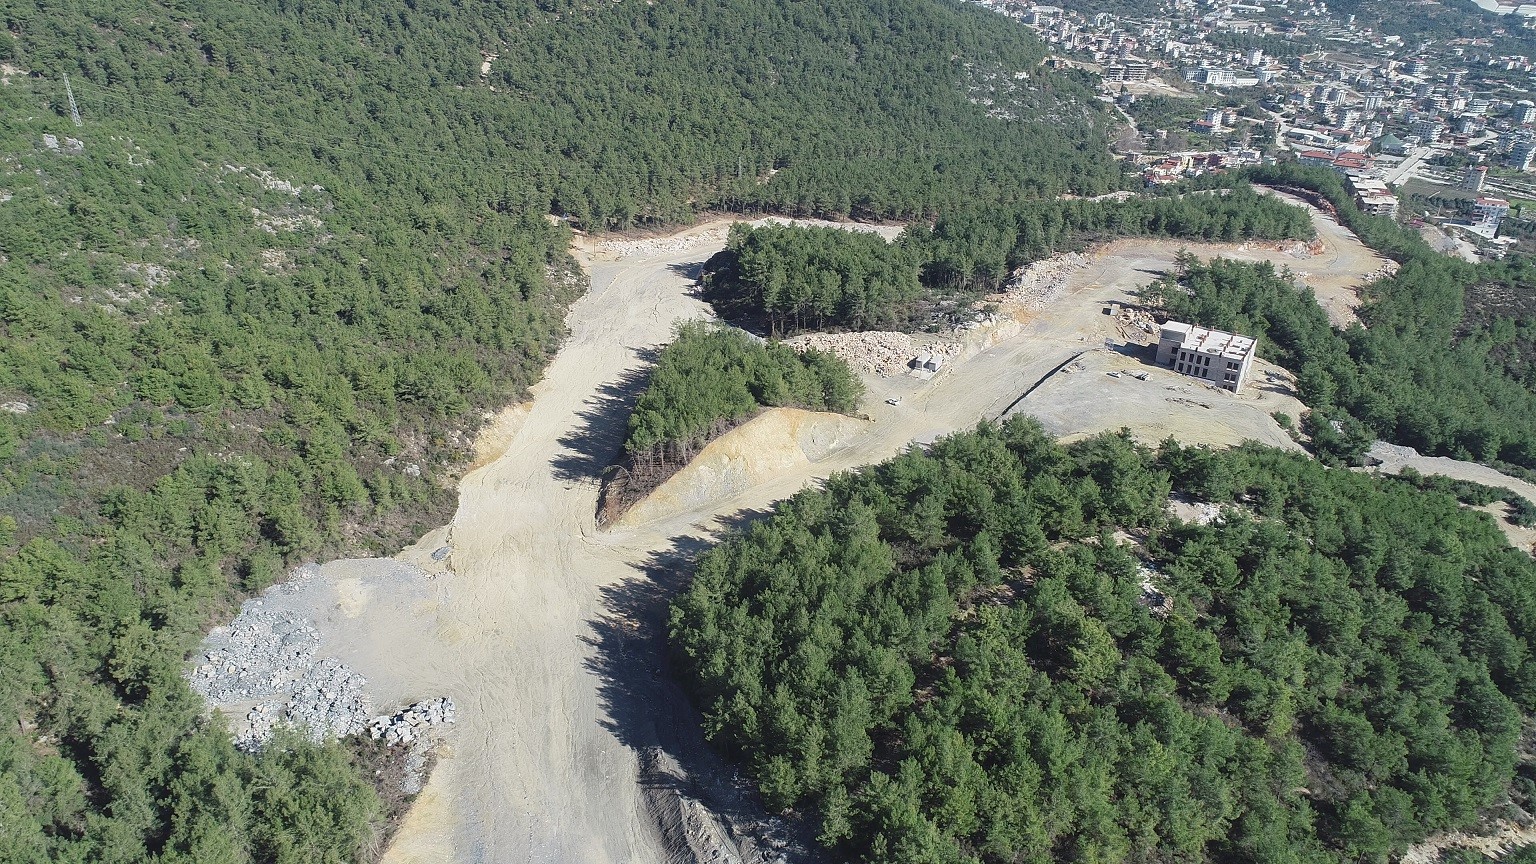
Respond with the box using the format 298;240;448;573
968;0;1536;259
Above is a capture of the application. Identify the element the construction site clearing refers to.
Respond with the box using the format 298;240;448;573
185;189;1536;864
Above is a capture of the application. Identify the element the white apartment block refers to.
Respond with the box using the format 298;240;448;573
1155;321;1257;393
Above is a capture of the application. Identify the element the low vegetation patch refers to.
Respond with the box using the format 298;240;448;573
598;322;862;522
670;419;1536;863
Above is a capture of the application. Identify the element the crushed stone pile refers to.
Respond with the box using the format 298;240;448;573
369;697;458;793
600;228;732;260
1270;238;1323;258
284;658;371;740
1368;440;1421;462
783;331;961;376
599;217;897;260
1000;252;1089;310
1361;262;1398;282
369;697;458;746
188;567;455;754
189;608;320;705
1115;306;1158;338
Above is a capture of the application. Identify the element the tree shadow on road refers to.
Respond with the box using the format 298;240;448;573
550;348;660;484
581;511;823;862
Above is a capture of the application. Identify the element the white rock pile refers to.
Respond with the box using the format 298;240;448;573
284;658;372;740
1001;252;1089;310
1362;262;1398;282
600;228;731;260
189;573;454;753
783;331;960;376
189;608;320;705
368;697;457;746
368;698;457;794
598;217;897;260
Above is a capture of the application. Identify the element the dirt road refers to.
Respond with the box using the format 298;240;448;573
302;200;1385;863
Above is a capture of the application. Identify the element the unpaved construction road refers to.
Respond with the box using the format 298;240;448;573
257;201;1390;864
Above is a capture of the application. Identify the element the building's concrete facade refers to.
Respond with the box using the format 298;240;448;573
1155;321;1256;392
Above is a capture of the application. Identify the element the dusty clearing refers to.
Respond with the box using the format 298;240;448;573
1194;186;1394;328
221;199;1393;864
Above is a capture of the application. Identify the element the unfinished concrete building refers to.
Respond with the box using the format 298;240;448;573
1155;321;1256;393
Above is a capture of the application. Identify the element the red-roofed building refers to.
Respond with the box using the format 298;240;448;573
1333;152;1376;173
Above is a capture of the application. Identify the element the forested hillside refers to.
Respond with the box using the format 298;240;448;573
0;0;1122;859
671;419;1536;863
5;0;1121;229
702;187;1314;333
0;73;579;864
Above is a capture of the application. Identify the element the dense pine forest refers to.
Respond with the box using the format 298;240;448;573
702;187;1315;333
5;0;1122;229
671;419;1536;863
0;0;1126;859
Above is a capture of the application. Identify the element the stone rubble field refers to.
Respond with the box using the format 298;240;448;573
187;564;455;790
1000;252;1089;310
597;216;901;260
783;330;961;376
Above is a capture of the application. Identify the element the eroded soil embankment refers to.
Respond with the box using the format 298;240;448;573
595;416;752;528
618;409;868;527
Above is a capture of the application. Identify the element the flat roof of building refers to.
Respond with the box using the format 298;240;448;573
1161;321;1256;361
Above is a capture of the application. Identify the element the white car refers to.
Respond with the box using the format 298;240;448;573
885;397;903;406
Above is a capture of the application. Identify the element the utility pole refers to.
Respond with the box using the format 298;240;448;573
63;73;81;127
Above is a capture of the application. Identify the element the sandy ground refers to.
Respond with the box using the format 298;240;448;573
230;196;1394;864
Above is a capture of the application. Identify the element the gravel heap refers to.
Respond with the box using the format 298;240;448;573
782;331;960;376
600;228;732;260
285;658;372;741
368;698;458;794
1115;306;1158;337
1363;262;1398;282
1367;440;1422;466
369;697;457;746
1001;252;1089;310
189;608;321;705
599;217;897;260
189;570;455;753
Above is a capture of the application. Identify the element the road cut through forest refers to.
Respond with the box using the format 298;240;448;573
266;197;1414;864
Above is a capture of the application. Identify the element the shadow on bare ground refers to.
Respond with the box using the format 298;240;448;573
582;513;825;864
667;260;706;283
550;347;660;484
